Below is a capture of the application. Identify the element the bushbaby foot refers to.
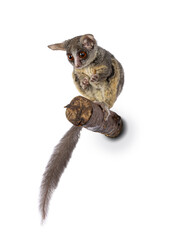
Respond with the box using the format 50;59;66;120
95;101;110;121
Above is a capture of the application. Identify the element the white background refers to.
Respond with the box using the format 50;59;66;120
0;0;180;239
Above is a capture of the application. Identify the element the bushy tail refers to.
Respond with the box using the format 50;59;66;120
39;125;82;222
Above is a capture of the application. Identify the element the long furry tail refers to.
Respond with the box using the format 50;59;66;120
39;125;82;222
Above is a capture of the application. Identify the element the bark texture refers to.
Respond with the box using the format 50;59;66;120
65;96;123;138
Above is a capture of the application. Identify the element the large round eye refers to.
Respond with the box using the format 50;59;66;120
67;54;74;61
79;51;87;59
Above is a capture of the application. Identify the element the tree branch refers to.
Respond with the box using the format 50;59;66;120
65;96;123;138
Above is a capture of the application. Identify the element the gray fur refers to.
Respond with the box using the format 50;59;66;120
39;126;82;221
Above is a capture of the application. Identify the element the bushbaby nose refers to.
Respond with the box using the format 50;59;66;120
75;63;80;68
74;58;81;68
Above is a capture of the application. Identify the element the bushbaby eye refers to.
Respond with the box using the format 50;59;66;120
67;54;74;61
79;51;87;59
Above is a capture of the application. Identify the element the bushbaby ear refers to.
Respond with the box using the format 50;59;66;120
80;34;97;50
48;41;67;51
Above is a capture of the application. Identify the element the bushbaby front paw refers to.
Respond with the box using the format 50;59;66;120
90;74;99;83
80;77;90;89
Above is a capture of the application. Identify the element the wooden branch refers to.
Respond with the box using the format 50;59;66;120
65;96;123;138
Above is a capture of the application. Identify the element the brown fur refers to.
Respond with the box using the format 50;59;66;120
73;58;124;108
